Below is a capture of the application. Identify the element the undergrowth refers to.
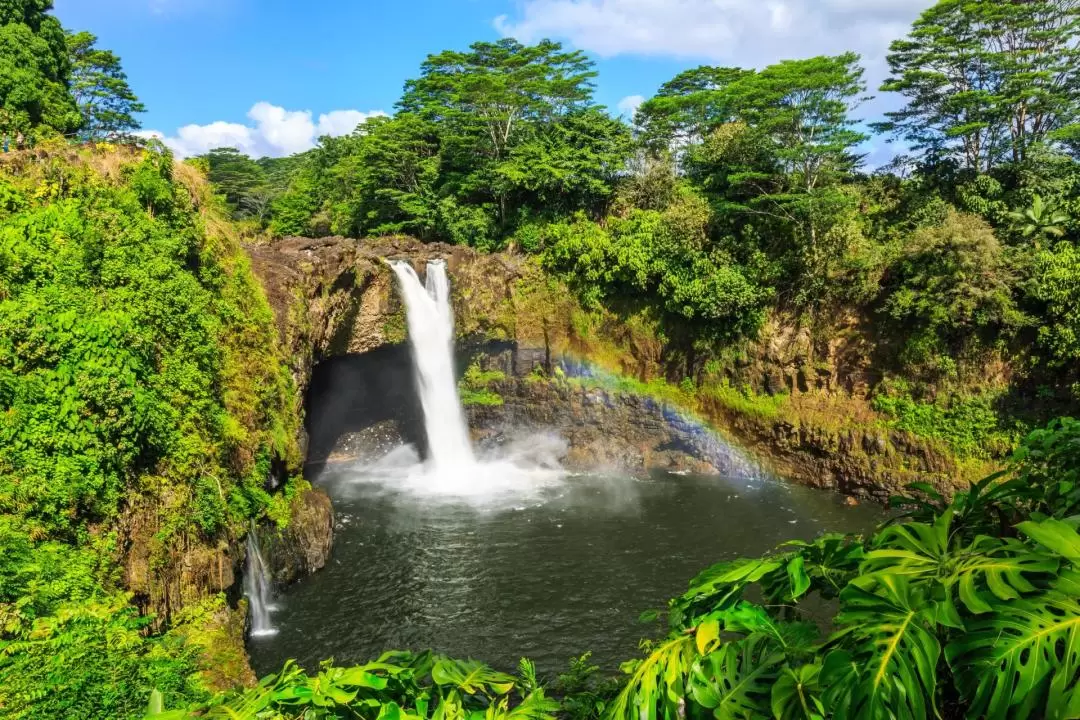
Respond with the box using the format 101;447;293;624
0;143;303;718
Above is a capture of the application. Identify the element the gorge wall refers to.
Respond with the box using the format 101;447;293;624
249;235;972;502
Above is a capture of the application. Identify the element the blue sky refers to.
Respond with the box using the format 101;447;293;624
52;0;934;160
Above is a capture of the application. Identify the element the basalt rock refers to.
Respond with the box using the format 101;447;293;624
249;236;973;504
699;395;957;504
466;379;763;478
262;488;335;585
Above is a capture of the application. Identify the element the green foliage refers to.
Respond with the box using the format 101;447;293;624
1009;195;1071;244
0;147;300;717
0;0;79;139
458;361;505;407
606;418;1080;720
150;652;559;720
1026;241;1080;370
880;210;1024;377
634;66;752;150
67;30;144;141
878;0;1080;172
0;519;208;719
198;147;273;222
0;148;294;536
539;198;770;343
872;387;1019;460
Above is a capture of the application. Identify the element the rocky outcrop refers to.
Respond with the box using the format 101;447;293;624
115;485;334;631
467;379;763;477
116;497;240;630
700;396;959;503
249;235;973;502
262;488;335;584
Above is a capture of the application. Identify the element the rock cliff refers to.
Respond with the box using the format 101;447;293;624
248;235;972;502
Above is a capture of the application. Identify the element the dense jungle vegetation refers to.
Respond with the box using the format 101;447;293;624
151;419;1080;719
1;0;1080;718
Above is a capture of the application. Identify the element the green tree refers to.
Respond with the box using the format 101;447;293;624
634;66;753;152
0;0;79;139
683;55;868;305
1026;240;1080;370
497;106;634;219
399;38;598;231
328;114;442;238
878;0;1080;172
882;209;1023;375
67;30;144;141
732;53;868;193
199;147;272;221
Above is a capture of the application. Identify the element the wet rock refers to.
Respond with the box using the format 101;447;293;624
462;378;759;478
115;497;240;630
263;488;335;585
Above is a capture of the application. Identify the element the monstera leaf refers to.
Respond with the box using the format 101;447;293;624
488;690;560;720
671;558;785;629
763;534;866;604
606;635;697;720
688;635;784;720
862;510;1057;617
718;602;820;657
431;658;516;697
771;663;825;720
822;575;941;720
891;472;1031;541
945;591;1080;720
1018;518;1080;564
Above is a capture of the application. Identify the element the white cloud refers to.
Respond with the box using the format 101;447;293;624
495;0;934;87
617;94;645;118
139;103;388;159
317;109;379;137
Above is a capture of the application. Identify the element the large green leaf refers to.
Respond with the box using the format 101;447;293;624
822;575;941;720
688;635;782;719
672;558;785;629
1017;518;1080;564
945;591;1080;720
771;664;825;720
763;535;866;604
605;636;696;720
484;691;559;720
431;658;516;697
863;511;1057;616
719;602;820;656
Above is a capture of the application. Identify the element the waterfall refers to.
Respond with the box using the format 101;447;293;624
390;260;476;472
244;528;277;637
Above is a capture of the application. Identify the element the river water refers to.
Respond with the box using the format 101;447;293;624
248;466;880;677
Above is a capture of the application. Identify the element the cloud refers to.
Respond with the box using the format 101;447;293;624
138;102;388;158
617;94;645;118
495;0;934;86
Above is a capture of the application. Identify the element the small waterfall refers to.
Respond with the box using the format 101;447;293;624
390;260;476;472
244;528;277;637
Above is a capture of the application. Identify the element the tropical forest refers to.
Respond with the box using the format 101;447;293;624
4;0;1080;718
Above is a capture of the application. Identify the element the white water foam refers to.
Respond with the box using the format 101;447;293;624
339;260;567;507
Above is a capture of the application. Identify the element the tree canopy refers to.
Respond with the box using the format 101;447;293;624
0;0;141;142
67;30;144;141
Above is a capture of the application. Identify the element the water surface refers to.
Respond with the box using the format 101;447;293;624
249;467;880;677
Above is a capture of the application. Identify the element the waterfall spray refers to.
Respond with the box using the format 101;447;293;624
244;527;277;637
340;258;568;504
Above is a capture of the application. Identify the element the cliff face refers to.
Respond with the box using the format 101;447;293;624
248;235;973;501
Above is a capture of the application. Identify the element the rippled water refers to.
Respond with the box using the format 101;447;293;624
249;467;881;678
